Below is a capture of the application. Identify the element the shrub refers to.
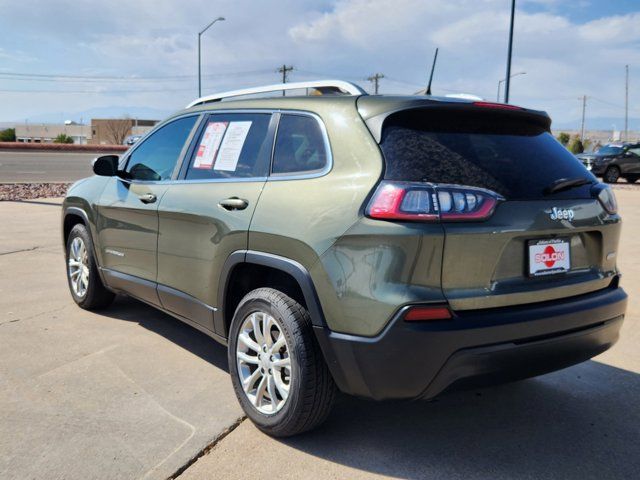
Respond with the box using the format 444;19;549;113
0;128;16;142
53;133;74;144
557;132;570;146
568;135;584;154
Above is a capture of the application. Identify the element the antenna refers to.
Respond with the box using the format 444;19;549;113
426;48;439;95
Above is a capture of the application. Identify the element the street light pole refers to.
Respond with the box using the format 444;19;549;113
504;0;516;103
497;71;526;102
198;16;225;97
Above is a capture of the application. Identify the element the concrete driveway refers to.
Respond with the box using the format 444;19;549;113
1;189;639;480
0;199;242;479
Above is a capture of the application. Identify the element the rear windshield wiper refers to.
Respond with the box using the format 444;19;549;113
544;177;592;195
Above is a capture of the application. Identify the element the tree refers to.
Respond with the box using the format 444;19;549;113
104;119;131;145
568;135;584;154
53;133;74;144
0;128;16;142
557;132;570;146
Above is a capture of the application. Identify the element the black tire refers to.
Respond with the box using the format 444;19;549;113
625;176;638;184
604;166;620;183
65;224;115;310
228;288;336;437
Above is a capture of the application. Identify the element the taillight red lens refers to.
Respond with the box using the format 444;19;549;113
366;181;501;222
404;305;452;321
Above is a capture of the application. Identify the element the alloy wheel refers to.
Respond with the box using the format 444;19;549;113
68;237;89;298
236;311;291;414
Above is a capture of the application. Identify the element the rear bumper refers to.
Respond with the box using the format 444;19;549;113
314;284;627;401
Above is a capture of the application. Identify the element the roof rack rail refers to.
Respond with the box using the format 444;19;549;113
186;79;367;108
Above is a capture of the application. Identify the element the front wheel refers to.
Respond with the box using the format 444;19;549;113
604;166;620;183
66;224;115;309
228;288;336;437
625;176;638;184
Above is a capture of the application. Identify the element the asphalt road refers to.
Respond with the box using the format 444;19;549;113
0;150;97;183
1;190;639;480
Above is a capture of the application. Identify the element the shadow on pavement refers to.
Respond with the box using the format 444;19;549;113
102;295;229;373
96;296;639;479
281;361;640;479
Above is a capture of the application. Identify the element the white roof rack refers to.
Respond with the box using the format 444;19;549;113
186;79;367;108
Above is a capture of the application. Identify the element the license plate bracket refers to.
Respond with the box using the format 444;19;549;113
528;238;571;277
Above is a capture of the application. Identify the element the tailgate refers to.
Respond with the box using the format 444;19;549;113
441;198;620;310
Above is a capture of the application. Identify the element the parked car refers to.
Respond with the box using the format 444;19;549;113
578;143;640;183
123;134;142;146
62;80;627;437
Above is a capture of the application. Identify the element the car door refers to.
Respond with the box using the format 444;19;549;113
95;114;201;305
155;111;275;332
624;145;640;175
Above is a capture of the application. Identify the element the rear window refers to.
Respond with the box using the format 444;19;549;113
380;109;596;199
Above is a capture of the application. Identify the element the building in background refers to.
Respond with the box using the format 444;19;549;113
13;118;158;145
15;122;90;144
89;119;157;145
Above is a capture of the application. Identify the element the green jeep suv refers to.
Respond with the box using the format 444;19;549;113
62;80;627;437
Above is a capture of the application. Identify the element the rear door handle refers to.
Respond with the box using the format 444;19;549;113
219;197;248;211
138;193;157;204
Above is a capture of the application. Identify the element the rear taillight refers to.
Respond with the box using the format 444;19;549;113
366;181;502;222
593;183;618;214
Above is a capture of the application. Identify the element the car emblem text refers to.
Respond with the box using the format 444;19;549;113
549;207;574;221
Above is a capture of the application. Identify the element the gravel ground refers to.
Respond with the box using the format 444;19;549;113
0;183;70;201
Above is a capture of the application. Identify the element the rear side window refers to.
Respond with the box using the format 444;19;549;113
185;113;272;180
126;115;198;181
272;114;328;175
380;109;596;199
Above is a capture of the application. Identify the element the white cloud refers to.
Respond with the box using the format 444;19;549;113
0;0;638;127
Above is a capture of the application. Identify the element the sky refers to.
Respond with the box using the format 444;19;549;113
0;0;639;130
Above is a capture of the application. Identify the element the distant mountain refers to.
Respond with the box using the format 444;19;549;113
15;106;175;125
552;117;640;132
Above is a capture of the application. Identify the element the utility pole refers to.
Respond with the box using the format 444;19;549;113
625;64;629;141
367;73;384;94
278;65;294;96
504;0;516;103
580;95;587;142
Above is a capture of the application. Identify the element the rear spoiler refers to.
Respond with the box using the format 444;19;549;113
357;97;551;143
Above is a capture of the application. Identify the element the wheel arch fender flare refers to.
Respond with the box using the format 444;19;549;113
217;250;328;335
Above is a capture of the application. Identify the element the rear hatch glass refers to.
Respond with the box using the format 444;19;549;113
377;107;617;311
380;108;596;199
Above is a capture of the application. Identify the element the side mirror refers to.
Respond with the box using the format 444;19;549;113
92;155;119;176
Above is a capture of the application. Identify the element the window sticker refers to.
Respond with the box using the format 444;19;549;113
214;121;253;171
193;121;228;169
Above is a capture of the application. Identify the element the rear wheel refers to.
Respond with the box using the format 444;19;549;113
66;224;115;309
625;176;638;184
228;288;335;437
604;166;620;183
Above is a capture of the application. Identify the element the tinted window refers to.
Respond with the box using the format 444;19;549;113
126;116;198;181
185;113;271;180
597;145;624;156
380;109;596;199
272;114;327;174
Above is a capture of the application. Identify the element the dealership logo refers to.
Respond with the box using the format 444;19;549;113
549;207;574;221
535;245;565;267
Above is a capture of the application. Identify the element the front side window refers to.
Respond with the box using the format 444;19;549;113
272;114;327;175
185;113;272;180
125;116;198;181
